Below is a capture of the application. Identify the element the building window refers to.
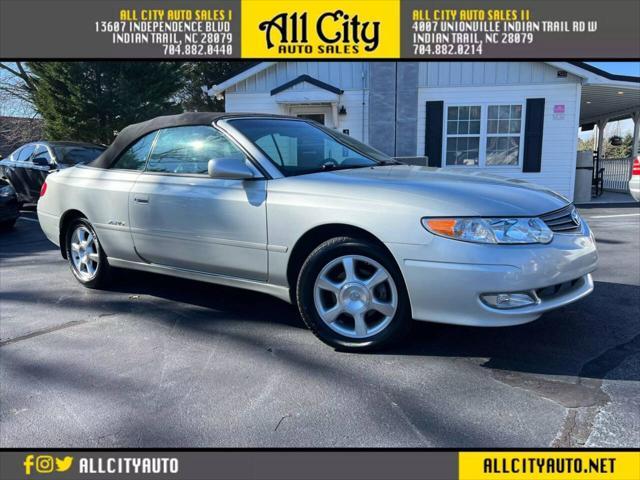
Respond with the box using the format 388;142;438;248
486;105;523;166
446;106;481;166
444;103;525;168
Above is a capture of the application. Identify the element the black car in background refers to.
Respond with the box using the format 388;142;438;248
0;141;106;204
0;178;20;229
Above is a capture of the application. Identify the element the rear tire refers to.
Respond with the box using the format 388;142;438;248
296;236;411;351
65;218;111;288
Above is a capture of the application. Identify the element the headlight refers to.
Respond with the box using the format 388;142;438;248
0;185;15;197
422;217;553;244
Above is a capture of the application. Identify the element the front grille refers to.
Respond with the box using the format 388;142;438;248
540;204;582;233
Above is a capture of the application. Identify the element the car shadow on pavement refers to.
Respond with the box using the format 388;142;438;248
105;268;305;330
0;216;56;256
385;280;639;382
2;259;637;447
105;269;639;383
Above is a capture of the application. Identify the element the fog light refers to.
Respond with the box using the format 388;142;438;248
481;292;537;309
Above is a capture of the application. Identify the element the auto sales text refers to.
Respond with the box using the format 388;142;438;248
79;457;179;474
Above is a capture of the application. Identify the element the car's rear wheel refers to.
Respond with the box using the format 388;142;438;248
296;236;411;351
65;218;111;288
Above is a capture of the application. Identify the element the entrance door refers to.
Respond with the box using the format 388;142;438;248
289;105;335;128
297;113;325;125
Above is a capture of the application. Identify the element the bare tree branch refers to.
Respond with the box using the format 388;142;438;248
0;62;23;78
0;85;31;104
15;61;36;92
0;61;37;116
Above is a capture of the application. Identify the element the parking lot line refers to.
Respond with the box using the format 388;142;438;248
18;216;39;223
0;320;88;347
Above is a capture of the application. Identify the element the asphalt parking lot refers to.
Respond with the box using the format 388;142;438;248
1;205;638;448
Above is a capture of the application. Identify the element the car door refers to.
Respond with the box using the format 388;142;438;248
84;131;157;263
0;146;22;189
129;125;268;281
7;144;35;202
28;144;55;199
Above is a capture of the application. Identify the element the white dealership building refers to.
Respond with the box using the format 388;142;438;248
210;61;640;201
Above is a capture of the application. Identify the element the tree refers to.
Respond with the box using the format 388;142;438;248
577;131;634;158
178;61;254;112
1;63;43;155
27;62;184;144
577;135;594;152
0;62;184;144
1;61;256;142
0;62;37;114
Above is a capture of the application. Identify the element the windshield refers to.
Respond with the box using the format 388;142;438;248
53;145;105;165
228;118;394;176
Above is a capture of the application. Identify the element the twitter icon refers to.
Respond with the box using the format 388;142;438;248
55;456;73;472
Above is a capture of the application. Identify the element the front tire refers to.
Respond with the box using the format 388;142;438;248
65;218;111;288
296;236;411;351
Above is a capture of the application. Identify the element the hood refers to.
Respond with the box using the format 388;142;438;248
274;165;569;217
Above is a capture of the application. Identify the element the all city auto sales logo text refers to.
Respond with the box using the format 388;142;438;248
259;10;380;54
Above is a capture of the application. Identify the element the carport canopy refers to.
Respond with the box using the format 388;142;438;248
553;62;640;158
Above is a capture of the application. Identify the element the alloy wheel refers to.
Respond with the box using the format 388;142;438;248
313;255;398;339
70;225;100;280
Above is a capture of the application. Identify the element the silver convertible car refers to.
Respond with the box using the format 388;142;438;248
37;113;598;350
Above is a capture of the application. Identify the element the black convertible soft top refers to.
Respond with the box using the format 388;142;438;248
88;112;226;169
88;112;293;169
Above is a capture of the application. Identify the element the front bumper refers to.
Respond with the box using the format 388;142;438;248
629;176;640;202
386;223;598;327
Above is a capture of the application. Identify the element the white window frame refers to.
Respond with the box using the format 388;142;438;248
443;102;526;169
444;104;482;167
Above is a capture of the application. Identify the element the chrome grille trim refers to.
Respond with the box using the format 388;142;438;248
539;204;581;234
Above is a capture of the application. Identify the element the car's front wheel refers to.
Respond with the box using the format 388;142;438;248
296;236;411;351
65;218;111;288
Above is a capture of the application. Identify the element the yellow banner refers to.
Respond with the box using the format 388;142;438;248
241;0;400;58
459;451;640;480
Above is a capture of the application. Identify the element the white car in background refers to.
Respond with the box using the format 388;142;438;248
630;156;640;201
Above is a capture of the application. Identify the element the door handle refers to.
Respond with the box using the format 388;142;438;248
133;194;149;204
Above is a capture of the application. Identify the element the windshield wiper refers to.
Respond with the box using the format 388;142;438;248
321;163;339;171
320;163;372;172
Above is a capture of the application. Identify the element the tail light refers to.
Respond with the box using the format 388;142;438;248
632;156;640;176
40;181;47;197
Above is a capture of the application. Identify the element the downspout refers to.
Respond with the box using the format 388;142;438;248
394;62;398;157
362;65;366;142
632;111;640;156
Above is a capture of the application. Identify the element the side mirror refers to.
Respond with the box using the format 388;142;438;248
208;158;255;180
32;156;51;167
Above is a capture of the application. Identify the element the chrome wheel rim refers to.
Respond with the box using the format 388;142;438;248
313;255;398;339
70;225;99;281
